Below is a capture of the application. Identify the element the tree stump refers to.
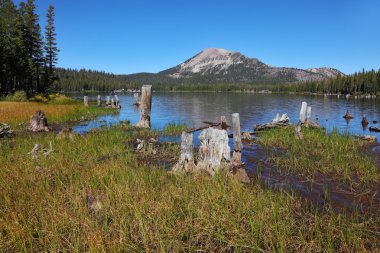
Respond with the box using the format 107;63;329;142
197;127;230;175
299;101;307;123
305;106;312;126
172;132;196;173
133;93;140;106
106;96;111;107
221;116;227;130
97;95;102;107
231;113;242;165
114;95;121;109
29;110;49;132
362;114;369;126
135;85;152;128
0;123;13;138
294;122;303;140
84;96;89;107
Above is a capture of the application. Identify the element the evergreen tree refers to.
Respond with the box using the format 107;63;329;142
44;5;58;88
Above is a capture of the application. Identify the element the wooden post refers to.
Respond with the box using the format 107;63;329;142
133;93;140;105
106;96;111;107
221;116;227;130
97;95;101;107
172;132;196;173
135;85;152;128
299;101;307;123
84;96;88;107
231;113;242;164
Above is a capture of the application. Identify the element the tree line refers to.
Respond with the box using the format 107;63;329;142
0;0;58;96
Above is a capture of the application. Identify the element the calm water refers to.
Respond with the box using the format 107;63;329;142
73;92;380;141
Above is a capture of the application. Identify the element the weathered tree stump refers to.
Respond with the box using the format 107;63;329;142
172;132;196;173
221;116;227;130
106;96;111;107
343;110;353;119
294;122;303;140
97;95;102;107
231;113;242;165
305;106;312;126
197;127;230;175
84;96;88;107
114;95;121;109
299;101;307;123
29;110;49;132
362;114;369;126
133;93;140;106
111;98;115;108
0;123;13;138
135;85;152;128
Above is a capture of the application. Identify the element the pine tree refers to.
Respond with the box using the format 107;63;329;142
44;5;58;88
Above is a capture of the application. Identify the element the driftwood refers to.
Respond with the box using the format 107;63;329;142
28;142;53;159
254;113;290;132
369;126;380;132
97;95;102;107
172;132;196;173
231;113;242;165
0;123;13;138
29;110;49;132
84;96;88;107
135;85;152;128
133;93;140;105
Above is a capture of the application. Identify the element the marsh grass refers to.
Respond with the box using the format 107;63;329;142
0;101;109;128
0;123;379;252
258;127;380;186
161;122;188;136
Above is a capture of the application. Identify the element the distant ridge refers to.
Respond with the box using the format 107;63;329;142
125;48;344;85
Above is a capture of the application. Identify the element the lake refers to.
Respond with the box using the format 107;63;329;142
73;92;380;141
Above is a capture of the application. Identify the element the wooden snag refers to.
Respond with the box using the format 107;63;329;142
231;113;242;164
135;85;152;128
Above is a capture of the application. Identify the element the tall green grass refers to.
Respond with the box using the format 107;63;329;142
0;124;379;252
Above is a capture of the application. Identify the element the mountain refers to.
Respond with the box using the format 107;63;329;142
127;48;345;85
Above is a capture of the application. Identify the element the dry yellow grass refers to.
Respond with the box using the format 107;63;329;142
0;101;108;127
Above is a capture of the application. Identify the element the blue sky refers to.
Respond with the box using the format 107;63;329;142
17;0;380;74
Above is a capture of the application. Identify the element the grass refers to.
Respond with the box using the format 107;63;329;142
258;126;380;186
0;123;379;252
0;100;110;128
161;122;188;136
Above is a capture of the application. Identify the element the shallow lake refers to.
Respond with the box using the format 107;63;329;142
72;92;380;141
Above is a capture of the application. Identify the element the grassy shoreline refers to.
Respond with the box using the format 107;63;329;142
0;116;379;251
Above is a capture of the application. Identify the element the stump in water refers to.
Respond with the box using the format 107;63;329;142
0;123;13;138
97;95;102;107
362;114;369;126
299;101;307;123
135;85;152;128
343;110;353;119
84;96;89;107
197;127;230;175
231;113;242;165
114;95;121;109
221;116;227;130
106;96;111;106
172;132;196;173
133;93;140;106
29;110;49;132
111;98;115;108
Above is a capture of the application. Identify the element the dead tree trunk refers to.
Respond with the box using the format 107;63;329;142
106;96;111;107
111;98;115;108
97;95;102;107
197;127;230;175
294;122;303;139
231;113;242;164
299;101;307;123
305;106;312;126
135;85;152;128
29;110;49;132
84;96;89;107
221;116;227;130
114;95;121;109
172;132;196;173
133;93;140;105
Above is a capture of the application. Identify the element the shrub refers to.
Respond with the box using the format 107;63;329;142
4;91;28;102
